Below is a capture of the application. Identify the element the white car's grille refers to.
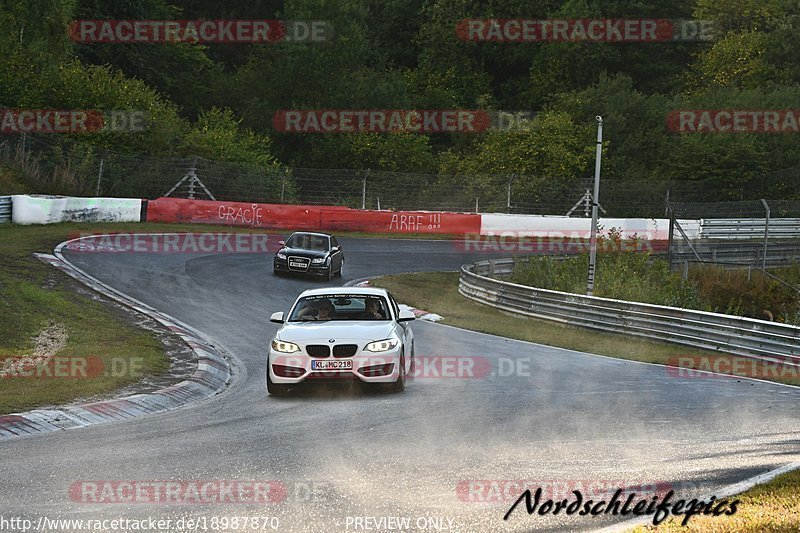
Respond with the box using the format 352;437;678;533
306;345;330;357
305;344;359;358
333;344;358;357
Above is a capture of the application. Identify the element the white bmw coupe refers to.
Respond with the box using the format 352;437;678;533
267;287;416;395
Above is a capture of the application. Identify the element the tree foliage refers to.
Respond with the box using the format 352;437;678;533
1;0;799;204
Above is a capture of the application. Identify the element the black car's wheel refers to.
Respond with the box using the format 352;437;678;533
324;265;333;281
267;367;291;396
336;258;344;278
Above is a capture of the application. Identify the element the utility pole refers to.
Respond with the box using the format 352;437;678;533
95;158;104;196
587;115;604;296
507;173;515;213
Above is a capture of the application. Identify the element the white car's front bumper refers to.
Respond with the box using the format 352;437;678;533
268;344;403;385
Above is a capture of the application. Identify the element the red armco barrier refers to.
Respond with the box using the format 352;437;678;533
146;198;346;230
145;198;481;234
319;209;480;235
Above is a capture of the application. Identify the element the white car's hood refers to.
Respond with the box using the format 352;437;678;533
278;321;396;343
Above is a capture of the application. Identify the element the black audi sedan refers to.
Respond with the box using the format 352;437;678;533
273;232;344;280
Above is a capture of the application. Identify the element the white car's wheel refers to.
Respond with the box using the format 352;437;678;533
267;368;291;396
387;351;406;393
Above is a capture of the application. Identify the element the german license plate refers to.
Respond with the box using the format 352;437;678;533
311;360;353;370
289;261;307;269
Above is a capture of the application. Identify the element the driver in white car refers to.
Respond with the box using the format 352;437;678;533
359;297;385;319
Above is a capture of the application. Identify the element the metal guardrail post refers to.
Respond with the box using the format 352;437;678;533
0;196;11;223
666;203;675;269
761;199;770;270
361;169;369;210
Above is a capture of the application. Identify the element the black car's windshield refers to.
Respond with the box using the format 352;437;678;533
289;295;389;322
286;234;329;252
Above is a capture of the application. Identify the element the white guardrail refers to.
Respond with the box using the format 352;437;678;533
11;195;142;224
459;258;800;364
0;196;10;223
700;218;800;240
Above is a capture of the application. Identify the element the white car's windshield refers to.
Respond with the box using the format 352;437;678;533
286;234;329;251
289;295;390;322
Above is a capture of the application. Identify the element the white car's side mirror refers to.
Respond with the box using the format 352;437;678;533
270;311;285;324
397;310;416;322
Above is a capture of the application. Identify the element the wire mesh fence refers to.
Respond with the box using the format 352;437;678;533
666;199;800;283
3;132;800;220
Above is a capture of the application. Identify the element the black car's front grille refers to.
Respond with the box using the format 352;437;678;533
333;344;358;358
306;345;330;357
288;256;310;271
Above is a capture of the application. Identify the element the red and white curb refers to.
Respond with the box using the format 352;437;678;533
0;237;232;439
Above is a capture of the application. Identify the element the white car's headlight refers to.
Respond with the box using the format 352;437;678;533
366;339;399;352
311;257;327;264
276;253;287;260
271;339;300;353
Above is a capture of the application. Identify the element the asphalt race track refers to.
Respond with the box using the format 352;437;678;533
1;236;799;532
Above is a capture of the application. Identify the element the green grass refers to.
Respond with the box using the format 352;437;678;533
629;469;800;532
0;222;274;414
369;271;800;387
0;223;183;413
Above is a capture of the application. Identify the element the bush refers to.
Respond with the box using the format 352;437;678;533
508;230;800;324
688;264;800;323
509;227;700;308
511;251;700;309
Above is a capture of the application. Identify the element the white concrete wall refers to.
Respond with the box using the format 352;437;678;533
11;195;142;225
479;213;700;239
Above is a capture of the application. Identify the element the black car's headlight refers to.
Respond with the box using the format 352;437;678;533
276;252;287;260
311;256;327;264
